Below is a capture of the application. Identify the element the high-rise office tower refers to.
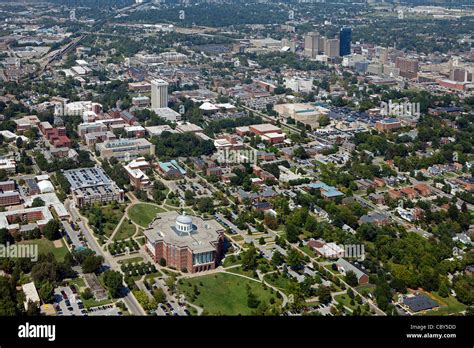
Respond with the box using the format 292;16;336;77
339;26;352;57
325;38;340;58
379;47;389;64
395;57;419;79
304;32;320;59
151;79;169;109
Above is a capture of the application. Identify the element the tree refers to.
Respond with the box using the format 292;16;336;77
287;249;303;269
318;115;330;127
293;146;309;159
247;289;260;309
0;276;19;315
196;197;214;213
81;255;104;274
81;288;93;300
241;244;259;271
271;251;285;267
264;214;278;230
286;223;299;243
438;281;449;298
0;228;13;245
39;282;54;303
317;286;332;304
31;197;45;207
153;288;166;303
345;270;359;287
43;219;60;241
103;270;123;298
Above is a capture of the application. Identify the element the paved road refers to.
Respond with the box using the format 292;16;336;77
61;220;83;249
64;199;146;316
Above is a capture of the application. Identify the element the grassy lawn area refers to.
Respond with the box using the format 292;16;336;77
165;198;180;207
135;236;146;245
299;245;316;258
263;273;293;294
223;254;242;268
356;283;376;296
324;264;337;275
113;219;136;241
82;297;114;310
178;273;279;315
226;266;257;279
128;203;166;227
68;277;86;290
334;293;358;313
118;256;144;264
19;238;69;262
422;291;467;316
230;235;244;242
82;204;125;237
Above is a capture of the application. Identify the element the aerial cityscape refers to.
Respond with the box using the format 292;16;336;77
0;0;473;331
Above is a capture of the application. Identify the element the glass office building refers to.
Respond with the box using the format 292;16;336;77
340;26;352;56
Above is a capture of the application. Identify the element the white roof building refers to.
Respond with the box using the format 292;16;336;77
37;180;54;194
22;282;40;310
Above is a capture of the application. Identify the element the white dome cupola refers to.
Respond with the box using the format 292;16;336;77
175;212;193;234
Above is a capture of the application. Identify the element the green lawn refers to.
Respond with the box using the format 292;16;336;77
263;273;293;294
128;203;166;227
82;297;114;309
223;255;242;268
82;204;125;237
230;235;244;242
118;256;144;264
114;219;136;240
178;273;279;315
226;266;257;279
19;238;69;262
334;293;363;313
68;277;86;291
422;292;467;316
299;245;316;258
165;198;180;207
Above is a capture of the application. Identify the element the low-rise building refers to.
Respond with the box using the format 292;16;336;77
0;206;53;233
0;158;16;174
124;158;151;189
96;138;155;161
63;167;124;208
335;258;369;285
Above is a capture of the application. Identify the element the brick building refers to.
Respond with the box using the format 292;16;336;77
144;212;224;273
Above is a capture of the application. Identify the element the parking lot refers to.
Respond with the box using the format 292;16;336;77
155;301;189;316
54;286;87;316
88;304;121;316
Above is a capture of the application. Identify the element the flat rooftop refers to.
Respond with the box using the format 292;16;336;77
144;212;223;253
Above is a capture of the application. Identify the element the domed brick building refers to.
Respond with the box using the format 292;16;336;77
144;212;225;273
